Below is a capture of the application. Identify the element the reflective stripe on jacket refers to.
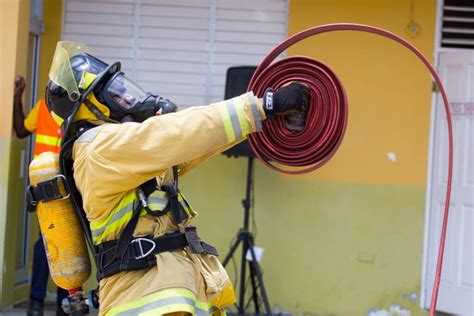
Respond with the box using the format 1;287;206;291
106;287;232;316
34;99;62;157
90;189;197;245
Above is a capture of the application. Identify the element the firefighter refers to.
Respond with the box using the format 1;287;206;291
45;41;310;316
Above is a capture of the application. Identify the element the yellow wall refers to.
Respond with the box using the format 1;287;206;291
39;0;64;100
288;0;435;187
0;0;31;308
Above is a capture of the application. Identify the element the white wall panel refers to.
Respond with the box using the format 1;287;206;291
211;0;287;101
139;49;208;63
217;9;287;22
140;39;209;51
140;27;209;41
214;42;272;55
63;0;288;107
214;31;284;44
66;34;134;48
141;0;208;6
136;60;208;74
64;23;134;36
141;16;209;29
66;1;134;14
66;12;134;25
140;5;210;19
63;0;135;66
137;71;206;85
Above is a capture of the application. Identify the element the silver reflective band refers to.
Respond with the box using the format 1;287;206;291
265;91;273;110
137;188;148;208
247;92;262;132
131;238;156;259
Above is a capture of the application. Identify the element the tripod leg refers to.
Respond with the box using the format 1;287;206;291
247;238;272;315
238;235;248;314
222;236;242;267
246;240;260;314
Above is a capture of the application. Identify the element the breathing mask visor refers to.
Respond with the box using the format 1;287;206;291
101;73;177;123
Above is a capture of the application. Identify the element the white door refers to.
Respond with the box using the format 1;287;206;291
423;51;474;315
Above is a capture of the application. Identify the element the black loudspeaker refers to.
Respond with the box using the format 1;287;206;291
223;66;257;158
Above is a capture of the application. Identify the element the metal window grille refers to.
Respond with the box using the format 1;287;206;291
442;0;474;49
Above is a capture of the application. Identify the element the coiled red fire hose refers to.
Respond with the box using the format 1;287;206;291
248;56;348;174
249;23;453;315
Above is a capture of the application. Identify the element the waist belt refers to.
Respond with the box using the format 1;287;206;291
94;226;218;280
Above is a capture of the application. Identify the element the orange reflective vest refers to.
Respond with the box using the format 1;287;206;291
34;99;62;157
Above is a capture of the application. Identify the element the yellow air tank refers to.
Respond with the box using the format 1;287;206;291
29;151;91;290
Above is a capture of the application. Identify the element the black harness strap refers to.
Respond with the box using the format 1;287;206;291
141;178;158;196
162;183;188;225
95;227;217;279
111;198;142;269
60;123;98;255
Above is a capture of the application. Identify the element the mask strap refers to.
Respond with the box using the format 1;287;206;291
83;98;118;123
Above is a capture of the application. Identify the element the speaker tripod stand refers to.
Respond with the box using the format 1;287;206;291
222;157;272;315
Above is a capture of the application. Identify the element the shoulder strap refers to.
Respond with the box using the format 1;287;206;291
59;123;97;254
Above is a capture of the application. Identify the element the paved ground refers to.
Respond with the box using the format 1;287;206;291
1;308;99;316
0;300;258;315
0;302;99;316
1;307;57;315
0;307;274;315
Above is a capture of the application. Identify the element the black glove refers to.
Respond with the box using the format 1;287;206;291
285;111;307;132
262;82;310;116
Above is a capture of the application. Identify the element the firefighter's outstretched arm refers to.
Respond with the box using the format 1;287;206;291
75;92;264;195
77;83;310;195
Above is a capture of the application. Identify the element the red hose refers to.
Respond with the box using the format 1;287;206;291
248;56;348;174
250;23;453;315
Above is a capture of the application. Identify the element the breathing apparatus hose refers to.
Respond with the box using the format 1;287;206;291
248;23;453;315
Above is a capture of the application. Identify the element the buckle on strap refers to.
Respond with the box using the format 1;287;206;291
131;238;156;259
27;175;70;209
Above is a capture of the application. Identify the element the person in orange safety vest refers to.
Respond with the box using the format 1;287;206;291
13;75;68;316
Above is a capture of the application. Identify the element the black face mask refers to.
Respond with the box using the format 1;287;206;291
118;96;178;123
100;72;178;123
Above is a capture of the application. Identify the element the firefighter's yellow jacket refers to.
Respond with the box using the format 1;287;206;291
72;92;265;315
